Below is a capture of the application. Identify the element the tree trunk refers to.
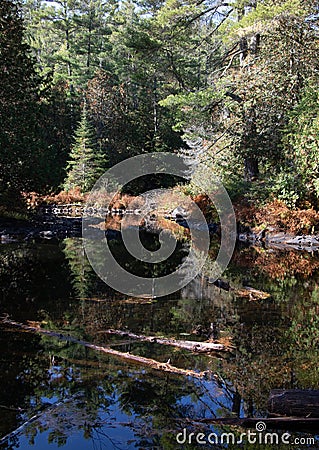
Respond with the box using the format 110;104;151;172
153;76;158;135
239;37;248;67
87;8;93;70
1;318;217;379
238;1;260;180
244;157;259;181
98;328;229;353
268;389;319;418
231;390;241;416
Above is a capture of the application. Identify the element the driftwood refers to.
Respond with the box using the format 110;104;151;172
191;416;319;433
98;328;229;353
234;286;271;301
268;389;319;418
1;318;216;380
206;277;271;301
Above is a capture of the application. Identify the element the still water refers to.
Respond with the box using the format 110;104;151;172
0;232;319;449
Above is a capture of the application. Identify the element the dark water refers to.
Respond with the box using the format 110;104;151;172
0;233;319;449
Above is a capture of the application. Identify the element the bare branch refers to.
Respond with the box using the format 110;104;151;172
1;318;218;380
97;328;231;353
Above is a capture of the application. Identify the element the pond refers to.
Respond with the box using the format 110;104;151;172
0;230;319;449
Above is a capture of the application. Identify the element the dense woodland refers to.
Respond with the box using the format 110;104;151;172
1;0;319;211
2;3;319;445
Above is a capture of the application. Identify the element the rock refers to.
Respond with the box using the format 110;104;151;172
39;230;54;238
171;206;189;219
0;234;16;243
238;233;257;242
208;278;230;291
0;216;83;242
176;219;189;228
285;235;319;246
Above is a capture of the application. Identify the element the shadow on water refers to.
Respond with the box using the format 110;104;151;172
0;234;318;448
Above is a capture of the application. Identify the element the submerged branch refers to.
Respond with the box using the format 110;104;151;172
1;318;217;380
98;328;230;353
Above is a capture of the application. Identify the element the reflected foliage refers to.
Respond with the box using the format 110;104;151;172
0;238;319;448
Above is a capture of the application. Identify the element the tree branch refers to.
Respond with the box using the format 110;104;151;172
97;328;230;353
0;318;217;380
181;3;231;27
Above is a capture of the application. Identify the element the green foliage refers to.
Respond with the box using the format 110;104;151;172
269;170;303;208
22;0;115;90
284;84;319;202
222;0;306;41
36;80;74;190
64;104;106;192
0;0;317;210
159;0;319;206
62;238;94;298
0;0;76;202
0;0;42;197
160;88;221;135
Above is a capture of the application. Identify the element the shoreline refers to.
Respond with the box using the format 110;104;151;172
1;211;319;252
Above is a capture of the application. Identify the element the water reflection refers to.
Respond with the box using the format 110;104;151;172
0;238;318;448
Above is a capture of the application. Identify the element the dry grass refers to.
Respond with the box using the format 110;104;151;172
232;245;319;280
256;250;319;280
23;188;87;207
235;198;319;235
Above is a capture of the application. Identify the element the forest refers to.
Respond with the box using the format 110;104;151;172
2;1;319;449
1;0;319;218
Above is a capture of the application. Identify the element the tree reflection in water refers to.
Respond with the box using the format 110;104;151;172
0;238;318;448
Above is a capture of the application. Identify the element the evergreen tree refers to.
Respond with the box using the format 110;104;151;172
0;0;42;202
160;0;319;204
37;80;75;190
22;0;114;91
64;104;106;192
14;0;319;207
63;238;94;298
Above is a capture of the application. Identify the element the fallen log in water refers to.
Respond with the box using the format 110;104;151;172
234;286;271;301
268;389;319;418
206;277;271;301
178;389;319;433
191;416;319;432
0;318;216;380
98;328;230;353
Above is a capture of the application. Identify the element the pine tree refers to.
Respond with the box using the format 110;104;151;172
64;104;106;192
63;238;94;298
22;0;114;91
0;0;43;202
